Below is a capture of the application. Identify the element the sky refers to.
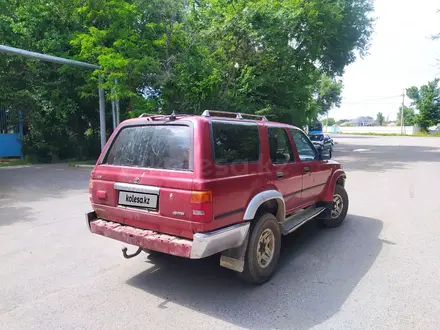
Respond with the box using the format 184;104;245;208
327;0;440;122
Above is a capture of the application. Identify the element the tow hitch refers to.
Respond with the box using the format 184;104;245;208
122;246;143;259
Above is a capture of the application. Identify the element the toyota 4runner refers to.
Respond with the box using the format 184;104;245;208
85;110;348;285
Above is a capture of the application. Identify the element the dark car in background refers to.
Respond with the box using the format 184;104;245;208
309;133;334;157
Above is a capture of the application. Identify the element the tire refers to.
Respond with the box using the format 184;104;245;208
239;213;282;285
319;184;349;228
329;149;332;158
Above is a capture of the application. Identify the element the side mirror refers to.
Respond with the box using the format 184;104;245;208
318;146;331;160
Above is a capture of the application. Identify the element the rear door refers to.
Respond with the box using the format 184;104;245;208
290;128;330;206
267;126;303;213
90;121;195;227
201;120;263;227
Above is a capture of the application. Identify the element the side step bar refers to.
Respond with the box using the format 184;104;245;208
282;206;326;235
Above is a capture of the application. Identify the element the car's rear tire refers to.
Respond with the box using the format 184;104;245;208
239;213;281;285
318;184;349;228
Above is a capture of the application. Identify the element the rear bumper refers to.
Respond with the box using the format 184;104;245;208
85;211;250;259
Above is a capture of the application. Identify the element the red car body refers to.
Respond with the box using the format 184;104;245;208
86;111;347;282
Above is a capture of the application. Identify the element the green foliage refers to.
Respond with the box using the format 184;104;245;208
322;117;336;126
376;112;384;126
0;0;375;159
315;76;343;116
396;106;418;126
173;0;371;125
406;79;440;131
0;0;101;161
0;159;30;167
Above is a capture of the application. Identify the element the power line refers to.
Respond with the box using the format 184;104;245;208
342;95;402;105
341;102;402;105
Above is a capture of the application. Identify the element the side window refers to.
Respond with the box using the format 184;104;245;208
211;121;260;164
290;129;317;161
267;127;295;164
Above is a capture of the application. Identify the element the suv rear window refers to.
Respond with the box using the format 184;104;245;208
211;121;259;164
103;125;192;171
309;134;324;141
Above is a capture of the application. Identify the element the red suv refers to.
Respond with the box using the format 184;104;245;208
86;110;348;284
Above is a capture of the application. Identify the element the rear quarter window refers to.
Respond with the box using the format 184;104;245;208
103;124;192;171
211;121;260;164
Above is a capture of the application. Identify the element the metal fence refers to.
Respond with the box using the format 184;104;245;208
0;105;23;159
0;105;19;134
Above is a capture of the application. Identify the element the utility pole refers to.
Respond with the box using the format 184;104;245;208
326;110;329;133
115;78;120;125
98;76;106;148
401;89;405;134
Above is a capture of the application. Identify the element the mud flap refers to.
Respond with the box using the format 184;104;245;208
220;230;250;272
316;201;333;220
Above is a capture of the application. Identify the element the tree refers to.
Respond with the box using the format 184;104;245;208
376;112;385;126
322;118;336;126
0;0;375;160
0;0;101;161
396;106;418;126
316;76;343;116
406;79;440;131
177;0;373;124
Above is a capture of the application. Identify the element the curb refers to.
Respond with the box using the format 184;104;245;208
69;164;95;168
0;165;31;169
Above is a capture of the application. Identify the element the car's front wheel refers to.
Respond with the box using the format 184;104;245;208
318;184;349;228
239;213;281;285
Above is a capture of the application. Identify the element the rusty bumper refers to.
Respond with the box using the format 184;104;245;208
85;211;250;259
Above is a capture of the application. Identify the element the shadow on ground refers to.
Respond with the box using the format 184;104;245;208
0;164;91;226
332;144;440;172
0;205;35;227
127;215;383;329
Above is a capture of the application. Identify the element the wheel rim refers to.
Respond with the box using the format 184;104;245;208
331;194;343;219
257;228;275;269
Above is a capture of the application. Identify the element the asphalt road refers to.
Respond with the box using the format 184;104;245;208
1;135;440;330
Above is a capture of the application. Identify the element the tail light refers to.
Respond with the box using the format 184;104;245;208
190;191;213;223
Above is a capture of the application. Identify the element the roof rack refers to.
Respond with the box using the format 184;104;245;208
139;113;160;118
138;113;167;121
201;110;268;121
138;111;190;121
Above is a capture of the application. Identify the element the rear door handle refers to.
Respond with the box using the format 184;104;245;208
304;167;310;173
276;172;284;179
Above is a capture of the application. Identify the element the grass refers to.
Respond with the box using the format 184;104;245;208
0;159;30;167
0;157;97;167
335;132;440;137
